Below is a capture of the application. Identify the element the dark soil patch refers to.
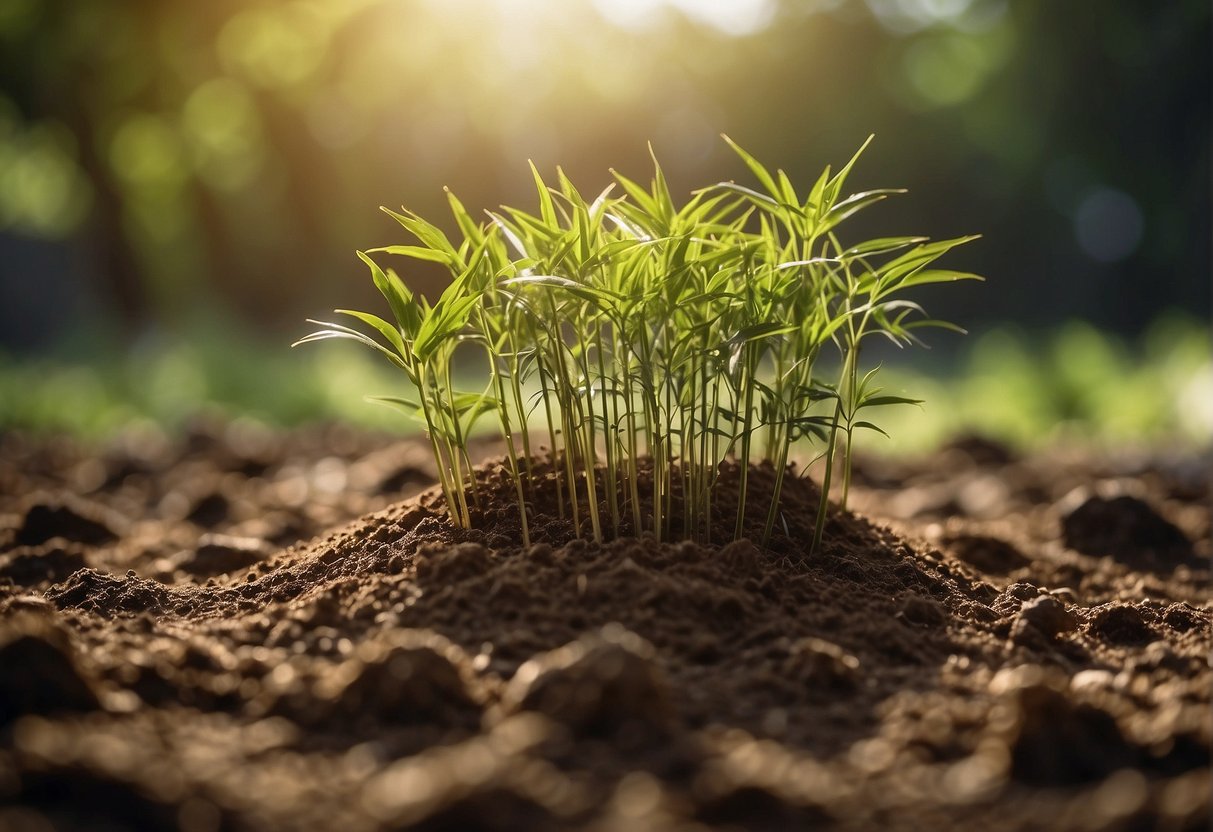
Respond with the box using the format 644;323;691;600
1062;493;1196;570
0;425;1208;830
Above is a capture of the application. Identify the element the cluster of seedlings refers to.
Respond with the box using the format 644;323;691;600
297;138;981;549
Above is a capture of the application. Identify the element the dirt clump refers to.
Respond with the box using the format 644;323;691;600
8;495;123;548
1013;595;1078;641
0;613;100;724
1062;493;1194;567
498;624;673;739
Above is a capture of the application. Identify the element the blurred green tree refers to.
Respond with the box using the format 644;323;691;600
0;0;1207;350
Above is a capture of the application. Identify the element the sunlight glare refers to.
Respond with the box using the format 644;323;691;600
539;0;778;36
669;0;777;35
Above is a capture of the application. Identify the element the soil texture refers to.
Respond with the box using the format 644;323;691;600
0;421;1209;831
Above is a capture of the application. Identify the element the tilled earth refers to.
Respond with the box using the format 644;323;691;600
0;421;1208;831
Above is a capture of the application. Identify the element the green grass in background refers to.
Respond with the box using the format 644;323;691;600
874;313;1211;452
1;314;1208;454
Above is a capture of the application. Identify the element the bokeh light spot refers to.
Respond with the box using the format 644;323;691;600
218;4;328;90
110;114;188;190
1073;187;1144;263
589;0;776;35
903;36;986;107
0;110;91;237
866;0;982;33
590;0;666;31
182;78;264;191
672;0;777;35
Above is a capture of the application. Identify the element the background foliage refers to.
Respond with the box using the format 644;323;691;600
0;0;1207;446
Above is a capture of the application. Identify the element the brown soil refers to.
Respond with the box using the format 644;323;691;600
0;421;1208;831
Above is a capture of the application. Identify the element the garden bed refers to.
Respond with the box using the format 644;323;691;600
0;423;1208;830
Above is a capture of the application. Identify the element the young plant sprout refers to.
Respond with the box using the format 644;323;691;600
295;138;982;550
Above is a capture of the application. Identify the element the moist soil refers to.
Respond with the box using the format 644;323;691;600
0;421;1208;831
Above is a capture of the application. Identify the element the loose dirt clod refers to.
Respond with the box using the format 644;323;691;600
945;534;1030;575
1001;681;1138;785
176;534;273;577
0;614;100;724
0;544;88;586
10;497;122;548
1062;494;1193;566
1013;595;1078;640
1088;604;1158;646
780;637;861;690
499;625;673;739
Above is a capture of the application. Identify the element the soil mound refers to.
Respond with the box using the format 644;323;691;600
0;429;1208;830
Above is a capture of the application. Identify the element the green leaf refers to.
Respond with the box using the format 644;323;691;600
293;321;410;373
413;292;480;364
824;134;874;208
648;142;675;221
367;394;425;422
776;168;799;207
381;207;457;255
334;309;407;359
776;256;841;270
488;212;533;258
445;188;483;244
904;318;969;334
805;165;831;215
367;244;454;265
529;161;557;227
842;236;929;259
356;251;422;340
851;420;890;438
877;235;982;287
556;165;584;206
794;384;837;402
412;271;478;364
856;394;922;408
501;274;616;307
895;269;985;290
450;390;499;415
722;134;781;201
708;181;780;209
729;321;797;345
819;188;904;233
611;168;661;219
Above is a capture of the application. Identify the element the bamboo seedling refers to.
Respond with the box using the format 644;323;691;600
296;137;982;553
